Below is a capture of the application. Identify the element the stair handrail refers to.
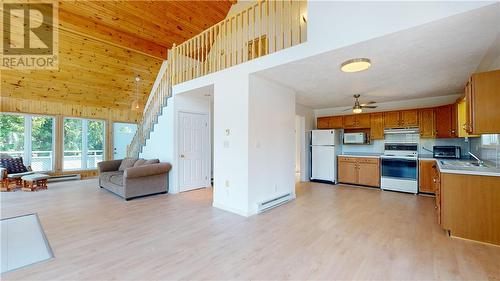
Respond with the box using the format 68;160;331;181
126;0;307;157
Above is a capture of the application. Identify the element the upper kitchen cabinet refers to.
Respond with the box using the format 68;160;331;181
465;70;500;134
401;110;419;127
457;98;479;138
384;110;418;128
435;104;458;138
419;108;435;138
383;111;400;128
317;116;343;129
343;114;370;129
370;113;384;140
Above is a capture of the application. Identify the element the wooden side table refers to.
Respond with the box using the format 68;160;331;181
21;174;49;192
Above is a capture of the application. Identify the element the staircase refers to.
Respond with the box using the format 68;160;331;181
127;0;307;157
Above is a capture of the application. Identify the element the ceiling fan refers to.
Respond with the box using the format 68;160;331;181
344;94;377;114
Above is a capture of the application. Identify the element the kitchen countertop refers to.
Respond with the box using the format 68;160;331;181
338;153;382;158
419;156;500;177
339;153;500;177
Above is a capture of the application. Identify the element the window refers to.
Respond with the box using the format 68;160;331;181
481;134;499;146
0;113;55;171
31;117;54;171
63;118;105;170
0;114;24;158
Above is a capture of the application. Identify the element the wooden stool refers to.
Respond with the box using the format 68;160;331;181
21;174;49;192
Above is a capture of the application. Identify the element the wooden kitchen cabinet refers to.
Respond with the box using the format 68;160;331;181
433;165;441;226
400;110;419;127
343;114;370;129
337;156;380;187
317;116;343;129
383;111;401;128
435;104;457;138
440;172;500;245
465;70;500;134
357;160;380;187
418;160;436;193
418;108;435;138
337;157;358;184
370;113;384;140
457;98;479;138
383;110;418;128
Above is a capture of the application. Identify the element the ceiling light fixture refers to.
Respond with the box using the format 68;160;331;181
352;106;363;114
131;75;141;111
340;58;371;73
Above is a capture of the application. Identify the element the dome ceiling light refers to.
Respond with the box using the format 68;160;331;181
340;58;372;73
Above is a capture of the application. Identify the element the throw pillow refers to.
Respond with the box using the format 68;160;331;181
0;157;28;174
133;159;147;167
144;159;159;165
118;158;138;171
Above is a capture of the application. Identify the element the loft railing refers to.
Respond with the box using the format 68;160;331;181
171;0;307;85
127;0;307;157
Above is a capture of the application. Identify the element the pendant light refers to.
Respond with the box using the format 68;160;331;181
131;75;141;111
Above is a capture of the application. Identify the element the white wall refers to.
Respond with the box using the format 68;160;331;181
248;75;296;215
144;1;494;216
140;98;175;190
141;89;212;194
212;71;251;216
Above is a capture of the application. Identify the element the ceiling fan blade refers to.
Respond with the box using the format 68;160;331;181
342;108;353;111
360;101;376;106
361;105;378;109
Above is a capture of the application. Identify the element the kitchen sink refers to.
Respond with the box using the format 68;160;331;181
440;160;488;168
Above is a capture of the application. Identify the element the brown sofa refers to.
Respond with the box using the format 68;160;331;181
97;158;171;200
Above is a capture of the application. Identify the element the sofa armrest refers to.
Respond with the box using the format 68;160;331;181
97;159;122;173
124;163;171;179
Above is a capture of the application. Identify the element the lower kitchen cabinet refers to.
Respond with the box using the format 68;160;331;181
338;157;358;184
418;159;436;193
338;156;380;187
439;171;500;246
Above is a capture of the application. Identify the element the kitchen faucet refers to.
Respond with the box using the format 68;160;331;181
468;152;485;167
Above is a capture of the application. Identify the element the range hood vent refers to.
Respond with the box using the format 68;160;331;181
384;128;420;135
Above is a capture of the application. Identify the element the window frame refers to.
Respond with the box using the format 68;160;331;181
0;112;56;172
63;117;106;171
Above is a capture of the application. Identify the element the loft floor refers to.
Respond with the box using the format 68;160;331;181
1;179;499;280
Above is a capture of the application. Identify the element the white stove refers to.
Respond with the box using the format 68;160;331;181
380;143;418;194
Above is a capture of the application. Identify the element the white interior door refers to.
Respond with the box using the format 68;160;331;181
179;112;210;192
113;123;137;159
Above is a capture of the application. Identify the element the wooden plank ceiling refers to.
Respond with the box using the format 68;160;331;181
1;1;233;112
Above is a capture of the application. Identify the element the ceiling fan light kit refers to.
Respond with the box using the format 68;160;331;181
340;58;372;73
347;94;377;114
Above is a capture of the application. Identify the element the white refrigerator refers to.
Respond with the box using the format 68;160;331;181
310;130;340;183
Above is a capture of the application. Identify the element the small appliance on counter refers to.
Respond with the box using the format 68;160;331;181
343;132;368;144
433;146;461;159
310;130;340;183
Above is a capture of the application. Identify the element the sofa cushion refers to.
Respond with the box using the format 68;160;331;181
133;159;147;167
118;158;137;171
144;159;160;165
100;171;123;183
109;173;124;186
0;157;28;174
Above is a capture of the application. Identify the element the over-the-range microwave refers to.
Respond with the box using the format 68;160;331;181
343;132;368;144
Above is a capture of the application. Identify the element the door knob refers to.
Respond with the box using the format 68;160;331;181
180;154;185;158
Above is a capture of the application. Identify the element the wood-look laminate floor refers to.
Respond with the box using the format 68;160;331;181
1;179;499;280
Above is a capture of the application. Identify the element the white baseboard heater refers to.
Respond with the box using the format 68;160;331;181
257;193;293;213
47;174;81;182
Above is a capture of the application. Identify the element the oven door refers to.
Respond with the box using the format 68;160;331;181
381;157;417;180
